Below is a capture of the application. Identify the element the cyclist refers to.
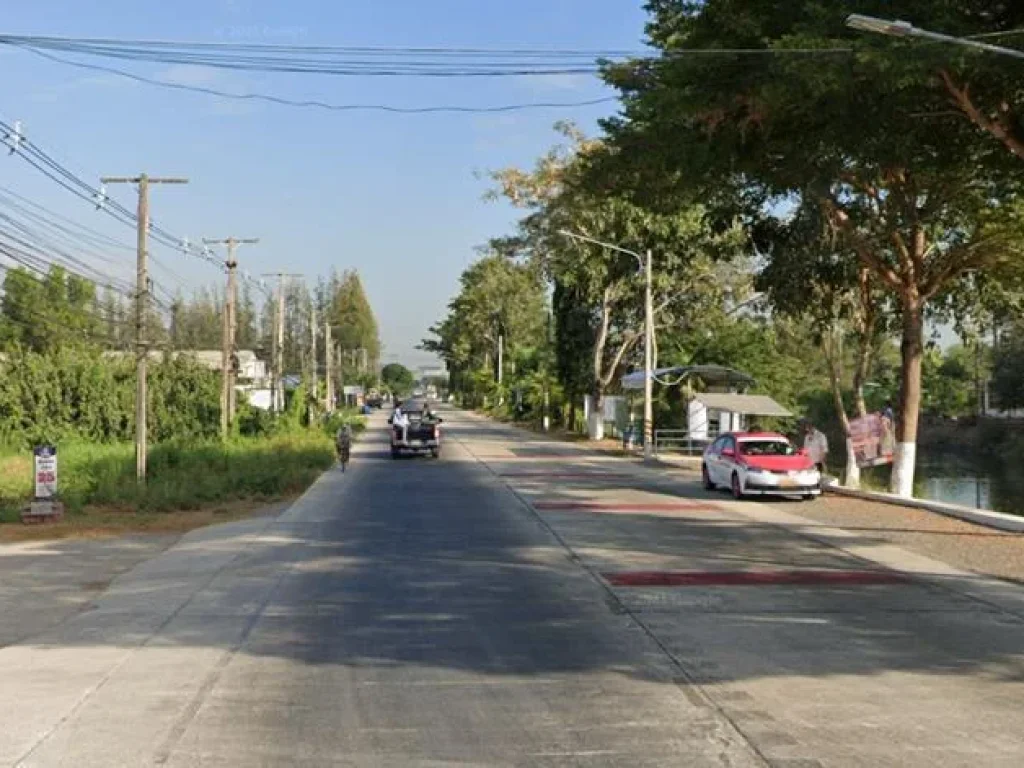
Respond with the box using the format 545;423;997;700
335;424;353;472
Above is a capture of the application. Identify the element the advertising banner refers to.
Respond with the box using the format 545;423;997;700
849;413;895;468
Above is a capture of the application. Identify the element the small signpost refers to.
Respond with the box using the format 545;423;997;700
22;445;64;524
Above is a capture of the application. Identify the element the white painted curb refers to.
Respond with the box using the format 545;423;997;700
825;482;1024;533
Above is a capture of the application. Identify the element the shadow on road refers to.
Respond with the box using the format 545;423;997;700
13;413;1024;695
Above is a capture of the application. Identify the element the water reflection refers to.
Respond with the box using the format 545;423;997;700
914;458;1023;518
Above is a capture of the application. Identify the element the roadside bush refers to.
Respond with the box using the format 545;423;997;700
0;347;221;448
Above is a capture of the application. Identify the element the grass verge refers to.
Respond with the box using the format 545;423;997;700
0;429;343;538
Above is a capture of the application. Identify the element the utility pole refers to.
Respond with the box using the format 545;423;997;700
643;249;654;462
102;174;188;482
262;273;303;412
205;237;258;438
324;321;334;413
309;303;318;417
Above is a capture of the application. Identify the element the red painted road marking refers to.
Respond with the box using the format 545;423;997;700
534;501;716;511
499;471;627;479
602;570;910;587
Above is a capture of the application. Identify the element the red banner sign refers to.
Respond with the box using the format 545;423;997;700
848;413;894;468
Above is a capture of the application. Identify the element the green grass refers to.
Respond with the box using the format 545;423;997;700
0;431;340;518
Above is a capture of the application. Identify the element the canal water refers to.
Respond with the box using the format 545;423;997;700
860;456;1024;518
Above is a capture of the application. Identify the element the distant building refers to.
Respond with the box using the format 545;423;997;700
417;366;448;381
102;349;268;382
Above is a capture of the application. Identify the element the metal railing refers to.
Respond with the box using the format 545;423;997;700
653;427;719;456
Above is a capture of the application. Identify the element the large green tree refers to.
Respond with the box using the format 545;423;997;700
423;253;547;409
599;1;1024;494
1;265;102;352
381;363;415;396
327;270;381;380
489;123;745;439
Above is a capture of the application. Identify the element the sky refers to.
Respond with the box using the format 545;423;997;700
0;0;650;368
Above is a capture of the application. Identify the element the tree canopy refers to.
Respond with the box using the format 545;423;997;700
590;0;1024;493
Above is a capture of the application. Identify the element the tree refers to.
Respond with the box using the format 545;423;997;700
599;1;1024;495
755;204;892;487
0;266;103;353
236;282;259;350
169;288;221;350
381;363;415;396
328;270;380;378
489;123;745;439
991;322;1024;411
422;253;547;409
921;345;976;419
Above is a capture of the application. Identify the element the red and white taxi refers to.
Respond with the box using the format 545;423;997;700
702;432;821;500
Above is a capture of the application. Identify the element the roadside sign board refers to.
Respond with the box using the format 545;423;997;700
849;413;894;468
33;445;58;499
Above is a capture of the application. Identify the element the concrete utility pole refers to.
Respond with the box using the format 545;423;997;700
324;320;334;413
309;303;317;414
262;273;303;413
643;248;654;462
102;174;188;482
205;237;258;439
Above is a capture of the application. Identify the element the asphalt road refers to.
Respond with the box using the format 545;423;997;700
3;406;1024;767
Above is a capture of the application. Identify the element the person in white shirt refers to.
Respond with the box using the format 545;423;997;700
392;405;409;443
802;421;829;474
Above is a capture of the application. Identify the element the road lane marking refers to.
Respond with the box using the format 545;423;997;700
602;569;911;587
534;500;722;511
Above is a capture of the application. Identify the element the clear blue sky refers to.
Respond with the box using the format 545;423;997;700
0;0;649;367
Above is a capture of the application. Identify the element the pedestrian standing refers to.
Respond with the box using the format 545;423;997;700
803;420;829;475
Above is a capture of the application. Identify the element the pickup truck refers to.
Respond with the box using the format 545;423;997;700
389;400;442;459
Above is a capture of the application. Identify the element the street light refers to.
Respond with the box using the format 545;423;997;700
845;13;1024;61
559;229;655;462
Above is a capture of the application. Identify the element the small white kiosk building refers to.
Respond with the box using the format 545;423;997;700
620;365;792;452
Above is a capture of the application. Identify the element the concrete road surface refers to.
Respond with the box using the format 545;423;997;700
2;406;1023;767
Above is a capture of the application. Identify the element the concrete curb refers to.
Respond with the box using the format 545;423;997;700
825;482;1024;533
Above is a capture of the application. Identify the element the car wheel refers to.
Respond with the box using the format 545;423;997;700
731;472;744;500
430;448;440;459
702;464;715;490
391;448;400;459
803;493;815;501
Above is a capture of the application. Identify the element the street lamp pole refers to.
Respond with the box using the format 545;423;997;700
559;230;654;462
643;248;654;462
845;14;1024;60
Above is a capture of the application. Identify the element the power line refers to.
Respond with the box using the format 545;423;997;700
18;47;617;114
0;34;855;78
0;117;237;299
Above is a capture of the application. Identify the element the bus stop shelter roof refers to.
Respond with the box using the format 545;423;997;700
694;392;792;417
620;364;755;391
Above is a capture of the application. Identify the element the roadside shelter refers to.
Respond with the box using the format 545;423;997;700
619;364;792;450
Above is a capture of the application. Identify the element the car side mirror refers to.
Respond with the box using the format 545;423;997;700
436;417;444;423
721;448;735;458
797;447;808;456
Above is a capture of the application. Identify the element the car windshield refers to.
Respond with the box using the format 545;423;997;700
739;440;796;457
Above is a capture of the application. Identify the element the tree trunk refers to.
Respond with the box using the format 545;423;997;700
587;388;605;441
852;268;875;420
891;297;924;497
823;327;859;489
587;287;614;442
